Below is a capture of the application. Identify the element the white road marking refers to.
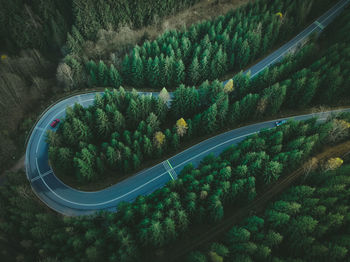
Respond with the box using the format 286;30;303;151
314;21;325;30
31;170;52;182
162;160;177;180
162;161;174;180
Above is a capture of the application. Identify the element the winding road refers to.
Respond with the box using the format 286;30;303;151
25;0;350;216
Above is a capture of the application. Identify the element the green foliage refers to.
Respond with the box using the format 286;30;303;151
80;0;335;89
189;161;350;261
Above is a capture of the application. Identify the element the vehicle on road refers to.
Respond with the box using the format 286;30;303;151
50;119;60;128
275;120;287;127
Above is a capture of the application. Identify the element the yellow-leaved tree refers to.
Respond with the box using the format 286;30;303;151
176;118;188;137
276;12;283;19
154;131;165;148
324;157;343;171
223;79;234;93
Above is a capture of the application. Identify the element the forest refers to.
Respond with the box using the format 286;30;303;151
0;0;204;173
0;0;341;173
48;5;350;184
2;114;350;261
1;0;350;261
76;0;335;90
187;160;350;262
0;0;200;53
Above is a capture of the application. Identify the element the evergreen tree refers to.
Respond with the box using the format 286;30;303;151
188;56;200;85
95;108;112;138
98;60;109;86
202;104;218;134
122;54;131;84
126;99;140;128
109;65;122;88
130;48;144;88
174;59;185;87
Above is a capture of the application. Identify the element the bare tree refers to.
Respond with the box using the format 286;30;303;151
327;119;350;143
257;97;268;116
56;63;74;90
302;157;318;181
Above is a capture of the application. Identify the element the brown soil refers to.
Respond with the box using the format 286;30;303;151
153;140;350;262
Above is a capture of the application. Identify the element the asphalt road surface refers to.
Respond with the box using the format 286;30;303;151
25;0;350;216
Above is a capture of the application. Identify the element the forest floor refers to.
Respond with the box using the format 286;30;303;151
152;140;350;262
7;155;25;173
0;155;24;185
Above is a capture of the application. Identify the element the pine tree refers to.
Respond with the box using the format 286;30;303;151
112;109;125;133
130;48;144;88
71;25;84;46
132;153;141;170
211;47;227;79
216;92;229;128
188;56;200;85
57;147;73;171
121;54;131;84
238;39;251;69
126;99;140;128
106;146;119;169
262;83;287;115
98;60;109;86
171;133;180;150
143;136;153;158
202;104;218;134
66;32;80;54
150;56;161;88
146;57;153;86
109;64;122;88
72;117;90;143
228;101;241;126
174;59;185;87
200;55;210;82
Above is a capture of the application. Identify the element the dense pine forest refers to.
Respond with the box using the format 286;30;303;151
187;160;350;262
3;114;350;261
2;0;350;261
0;0;205;173
78;0;336;90
48;3;350;184
0;0;340;173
